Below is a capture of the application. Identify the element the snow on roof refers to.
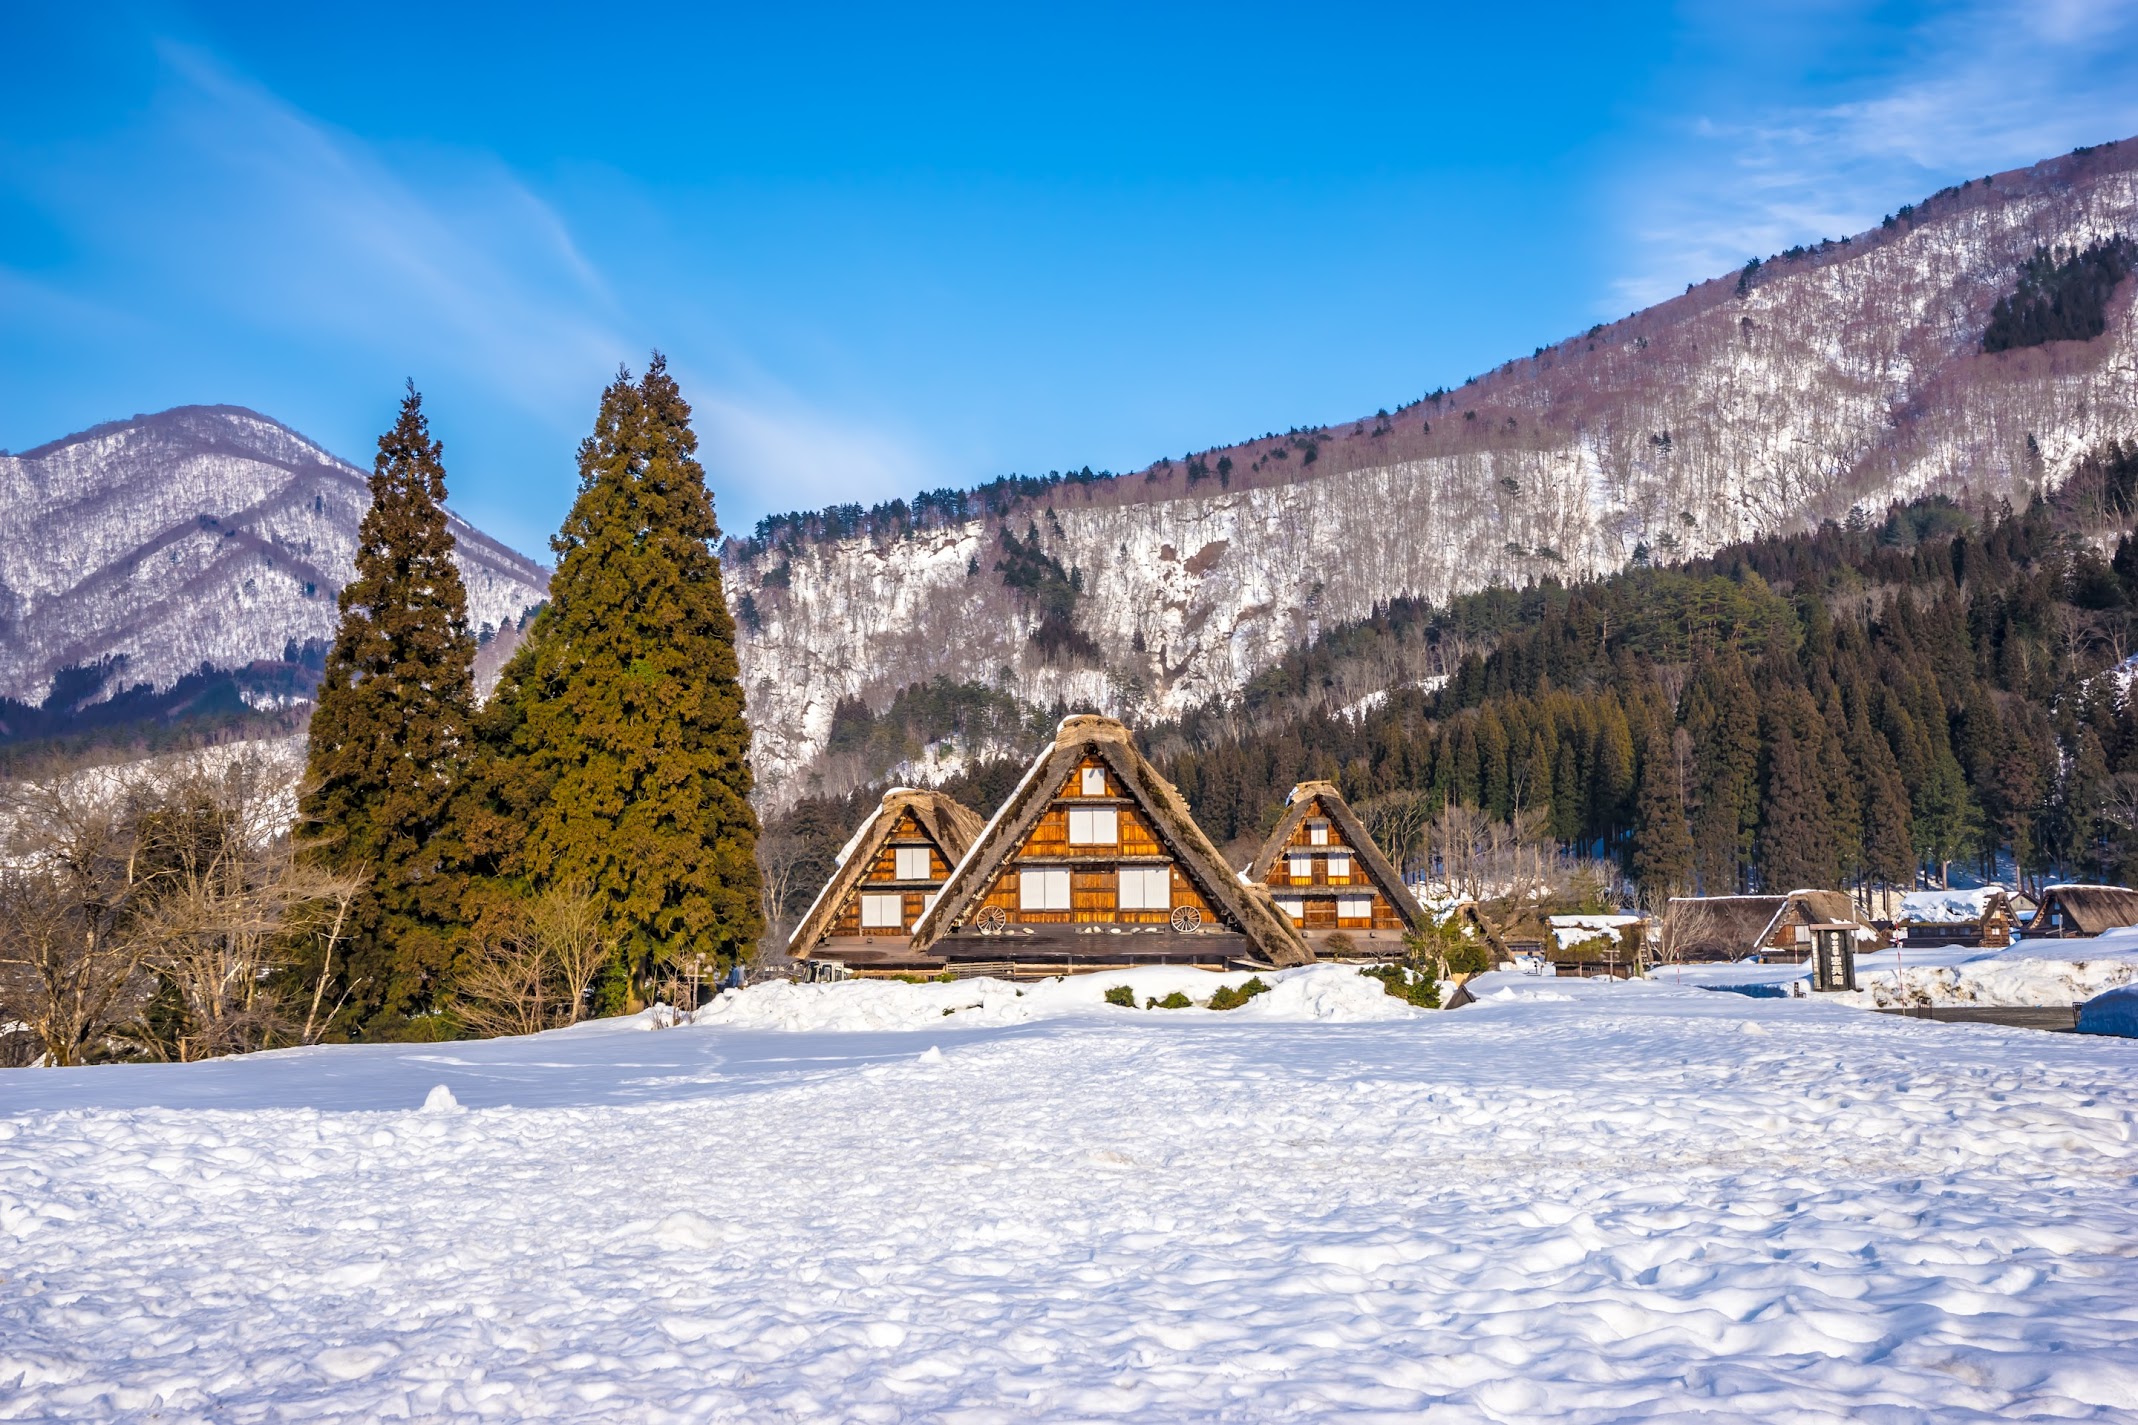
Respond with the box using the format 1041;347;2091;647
1898;887;2006;924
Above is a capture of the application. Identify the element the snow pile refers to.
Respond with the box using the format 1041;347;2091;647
7;972;2138;1418
692;963;1416;1032
1836;932;2138;1008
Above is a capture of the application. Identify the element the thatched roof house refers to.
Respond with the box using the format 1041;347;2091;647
1245;781;1424;954
2028;884;2138;938
912;716;1311;970
1661;890;1861;963
787;788;986;972
1896;887;2018;948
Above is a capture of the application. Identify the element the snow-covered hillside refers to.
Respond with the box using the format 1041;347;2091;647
0;405;547;708
735;142;2138;801
5;967;2137;1420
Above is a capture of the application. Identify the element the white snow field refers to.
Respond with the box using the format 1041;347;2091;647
5;964;2138;1422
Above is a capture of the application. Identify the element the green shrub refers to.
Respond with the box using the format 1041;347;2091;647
1148;991;1194;1009
1103;984;1137;1008
1208;976;1271;1011
1361;962;1440;1008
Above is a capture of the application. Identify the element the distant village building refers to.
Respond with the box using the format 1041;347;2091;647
1895;887;2019;949
910;716;1311;974
2027;885;2138;939
1661;890;1865;963
1243;781;1424;955
786;789;985;973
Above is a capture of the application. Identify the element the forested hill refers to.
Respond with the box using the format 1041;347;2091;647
732;139;2138;804
765;440;2138;920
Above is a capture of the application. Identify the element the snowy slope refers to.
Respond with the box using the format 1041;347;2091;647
734;141;2138;801
6;970;2138;1420
0;405;548;708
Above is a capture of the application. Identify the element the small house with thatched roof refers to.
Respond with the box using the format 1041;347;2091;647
1896;888;2019;949
1661;890;1862;964
1245;781;1424;955
787;788;986;973
911;716;1311;973
2027;884;2138;939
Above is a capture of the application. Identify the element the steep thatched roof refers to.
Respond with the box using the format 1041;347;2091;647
1661;890;1857;961
2031;884;2138;934
911;715;1312;966
1245;781;1427;933
787;788;986;956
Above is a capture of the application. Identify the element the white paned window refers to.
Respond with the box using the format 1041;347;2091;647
859;893;904;929
1288;855;1313;882
1338;896;1373;921
894;846;931;881
1081;766;1106;796
1067;807;1118;845
1117;866;1170;910
1326;854;1351;882
1308;821;1330;846
1018;868;1072;911
1276;898;1306;922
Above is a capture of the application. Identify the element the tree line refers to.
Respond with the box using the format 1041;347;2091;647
2;359;763;1062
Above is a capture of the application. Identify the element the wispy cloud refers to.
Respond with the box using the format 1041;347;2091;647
0;41;933;539
1608;0;2138;310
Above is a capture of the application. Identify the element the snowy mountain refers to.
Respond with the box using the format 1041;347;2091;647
732;139;2138;804
0;405;547;717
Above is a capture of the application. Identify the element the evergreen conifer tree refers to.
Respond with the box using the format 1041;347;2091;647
480;357;762;986
302;385;478;1033
1757;721;1837;890
1629;729;1693;908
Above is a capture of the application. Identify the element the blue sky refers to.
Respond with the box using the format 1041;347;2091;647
4;2;2136;557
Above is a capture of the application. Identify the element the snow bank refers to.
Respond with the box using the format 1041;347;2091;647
1836;931;2138;1009
691;962;1417;1033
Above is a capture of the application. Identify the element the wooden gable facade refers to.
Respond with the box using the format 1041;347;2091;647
1246;781;1423;951
787;788;985;970
913;716;1311;970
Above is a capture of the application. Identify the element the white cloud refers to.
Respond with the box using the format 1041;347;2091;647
1608;0;2138;310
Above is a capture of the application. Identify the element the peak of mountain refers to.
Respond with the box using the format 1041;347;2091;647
0;405;548;730
734;137;2138;805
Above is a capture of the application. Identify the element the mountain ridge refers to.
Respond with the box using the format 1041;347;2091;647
0;404;548;723
730;136;2138;806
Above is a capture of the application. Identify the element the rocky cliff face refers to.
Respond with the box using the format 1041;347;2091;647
733;141;2138;805
0;405;547;710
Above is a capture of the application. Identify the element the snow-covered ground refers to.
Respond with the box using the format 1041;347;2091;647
1671;932;2138;1010
5;965;2138;1420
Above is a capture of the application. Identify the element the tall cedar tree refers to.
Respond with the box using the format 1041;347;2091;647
1629;729;1693;907
1756;720;1837;891
301;386;477;1033
482;357;762;975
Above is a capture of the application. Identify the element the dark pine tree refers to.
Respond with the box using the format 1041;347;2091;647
482;356;763;989
1629;729;1693;908
302;385;478;1035
1757;721;1838;891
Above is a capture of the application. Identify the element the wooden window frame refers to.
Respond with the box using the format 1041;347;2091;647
1117;866;1170;910
859;892;904;930
1067;807;1118;846
893;846;931;882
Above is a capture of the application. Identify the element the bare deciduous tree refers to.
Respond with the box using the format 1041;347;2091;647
131;751;364;1062
453;879;612;1037
0;771;159;1066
